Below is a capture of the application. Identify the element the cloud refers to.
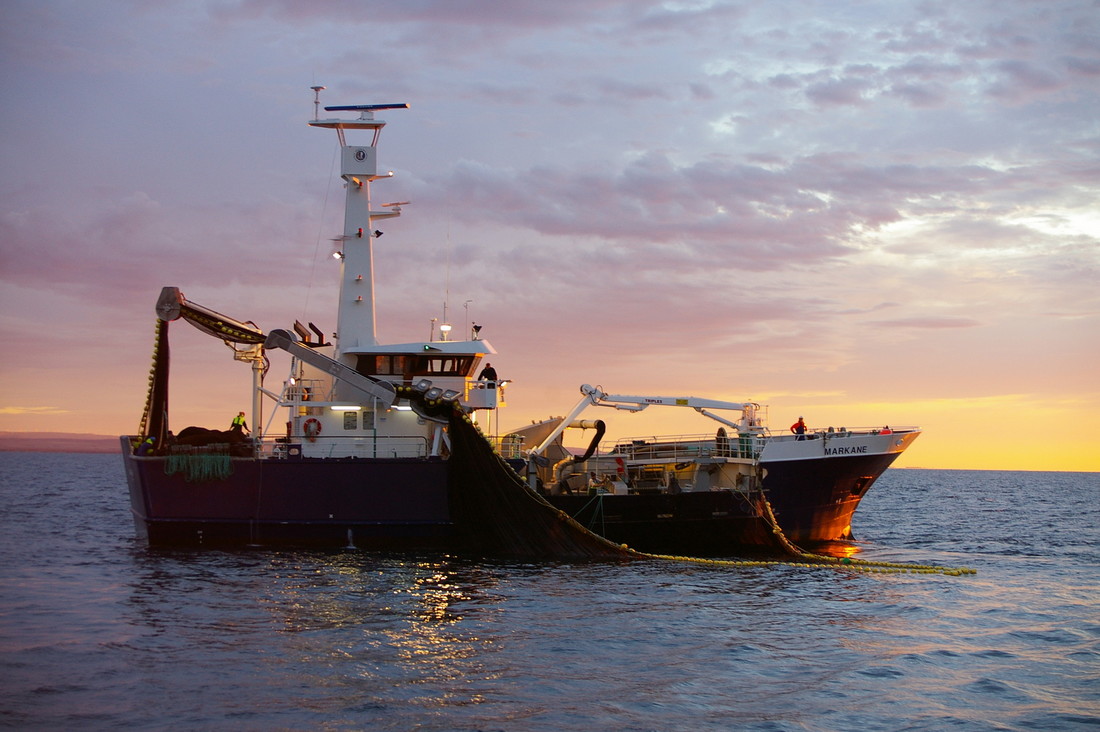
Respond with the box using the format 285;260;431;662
1063;55;1100;78
805;76;871;107
0;0;1097;451
986;60;1065;103
0;406;71;416
867;317;982;329
0;183;332;308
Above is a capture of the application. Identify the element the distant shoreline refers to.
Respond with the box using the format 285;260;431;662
0;432;120;454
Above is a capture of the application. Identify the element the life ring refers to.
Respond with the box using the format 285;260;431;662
303;418;322;442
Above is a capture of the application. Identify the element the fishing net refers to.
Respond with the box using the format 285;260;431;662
129;333;972;573
136;319;171;453
165;450;234;482
445;407;632;559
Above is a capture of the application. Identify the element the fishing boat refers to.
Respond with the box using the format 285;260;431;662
121;94;917;555
121;98;518;548
509;384;920;555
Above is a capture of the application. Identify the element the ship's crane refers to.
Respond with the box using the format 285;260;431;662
154;288;398;439
528;384;763;458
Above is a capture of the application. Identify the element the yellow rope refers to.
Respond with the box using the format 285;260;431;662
758;485;807;557
408;387;978;576
632;549;976;576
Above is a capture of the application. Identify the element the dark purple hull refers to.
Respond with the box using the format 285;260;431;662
542;451;905;555
122;438;453;547
545;491;782;556
761;451;904;544
122;438;900;553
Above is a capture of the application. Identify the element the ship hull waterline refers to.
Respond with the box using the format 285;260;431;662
757;450;904;544
542;451;905;555
123;439;453;548
123;438;901;553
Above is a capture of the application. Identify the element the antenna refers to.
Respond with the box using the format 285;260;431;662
442;235;452;336
310;85;326;120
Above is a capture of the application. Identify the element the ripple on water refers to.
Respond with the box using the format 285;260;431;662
1;459;1098;730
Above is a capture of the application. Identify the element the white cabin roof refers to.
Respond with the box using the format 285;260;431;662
341;339;497;356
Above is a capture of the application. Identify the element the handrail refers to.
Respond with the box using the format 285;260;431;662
770;425;921;441
257;433;432;459
609;434;761;462
606;425;921;462
614;425;919;444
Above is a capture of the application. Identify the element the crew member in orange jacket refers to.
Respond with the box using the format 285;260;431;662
790;416;807;441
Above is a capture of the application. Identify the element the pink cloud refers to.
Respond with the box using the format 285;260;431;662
805;77;871;107
986;60;1065;103
374;148;1085;284
0;187;325;310
1063;56;1100;77
868;316;982;329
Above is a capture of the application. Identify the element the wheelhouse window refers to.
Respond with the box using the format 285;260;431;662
357;354;476;381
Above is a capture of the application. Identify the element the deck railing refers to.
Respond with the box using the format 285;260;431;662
258;434;432;459
606;425;920;462
609;434;762;462
767;425;920;443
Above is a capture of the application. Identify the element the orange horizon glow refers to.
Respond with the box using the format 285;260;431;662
2;372;1097;473
1;4;1097;477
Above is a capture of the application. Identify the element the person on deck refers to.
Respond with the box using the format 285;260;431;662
478;362;498;388
790;416;807;441
230;411;250;435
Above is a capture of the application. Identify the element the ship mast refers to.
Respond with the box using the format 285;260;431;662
308;94;408;359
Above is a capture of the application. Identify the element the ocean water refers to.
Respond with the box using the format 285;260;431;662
0;454;1097;731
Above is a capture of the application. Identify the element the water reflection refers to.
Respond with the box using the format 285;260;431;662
117;546;972;726
808;540;863;559
7;454;1096;729
122;548;524;713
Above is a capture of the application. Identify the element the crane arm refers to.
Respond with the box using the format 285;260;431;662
264;329;396;407
527;385;762;457
155;286;265;344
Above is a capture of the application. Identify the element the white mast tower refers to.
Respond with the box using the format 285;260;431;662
309;94;408;360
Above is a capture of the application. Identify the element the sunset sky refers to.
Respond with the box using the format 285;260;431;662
1;1;1097;471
